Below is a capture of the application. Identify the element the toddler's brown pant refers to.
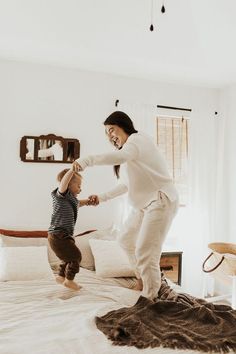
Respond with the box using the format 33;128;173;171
48;232;82;280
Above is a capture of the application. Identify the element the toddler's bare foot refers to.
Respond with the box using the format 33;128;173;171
55;275;65;284
63;279;82;291
132;278;143;291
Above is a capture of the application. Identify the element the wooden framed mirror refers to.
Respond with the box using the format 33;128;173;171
20;134;80;163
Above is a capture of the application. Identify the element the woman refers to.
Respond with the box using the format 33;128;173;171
73;111;179;300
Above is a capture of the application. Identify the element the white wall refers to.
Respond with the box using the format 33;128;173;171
0;59;220;295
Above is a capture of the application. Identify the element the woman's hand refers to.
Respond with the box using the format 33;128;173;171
72;161;82;172
88;195;99;206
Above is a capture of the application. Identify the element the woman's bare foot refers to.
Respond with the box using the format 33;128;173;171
55;275;65;284
132;278;143;291
63;279;82;291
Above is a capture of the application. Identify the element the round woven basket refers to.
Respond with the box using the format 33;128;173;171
202;242;236;276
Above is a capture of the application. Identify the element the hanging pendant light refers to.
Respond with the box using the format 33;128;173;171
161;1;166;13
149;0;154;31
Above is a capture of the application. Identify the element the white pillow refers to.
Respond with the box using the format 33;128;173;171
0;246;53;281
89;239;135;277
48;228;117;271
0;235;47;247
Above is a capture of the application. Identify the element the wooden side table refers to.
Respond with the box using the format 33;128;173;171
160;251;183;285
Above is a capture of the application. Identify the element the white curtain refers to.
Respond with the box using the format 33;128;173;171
184;106;221;295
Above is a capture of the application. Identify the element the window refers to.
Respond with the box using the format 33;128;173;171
156;116;189;205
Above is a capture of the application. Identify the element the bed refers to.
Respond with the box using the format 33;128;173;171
0;229;235;354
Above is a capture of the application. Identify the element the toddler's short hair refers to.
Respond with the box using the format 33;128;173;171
57;168;82;182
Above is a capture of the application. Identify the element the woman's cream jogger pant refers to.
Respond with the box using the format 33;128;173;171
117;191;179;300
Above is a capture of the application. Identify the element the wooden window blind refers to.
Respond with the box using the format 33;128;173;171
156;116;189;205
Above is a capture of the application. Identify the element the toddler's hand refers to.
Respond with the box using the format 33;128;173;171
72;161;82;172
88;195;99;206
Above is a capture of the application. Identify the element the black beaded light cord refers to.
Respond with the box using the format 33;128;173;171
150;0;166;31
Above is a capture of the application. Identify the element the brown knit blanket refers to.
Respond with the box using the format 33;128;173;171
95;277;236;353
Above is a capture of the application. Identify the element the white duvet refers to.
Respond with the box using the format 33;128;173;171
0;269;213;354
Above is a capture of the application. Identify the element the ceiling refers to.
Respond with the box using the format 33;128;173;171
0;0;235;88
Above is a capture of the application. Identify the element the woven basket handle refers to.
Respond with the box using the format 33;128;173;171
202;252;225;273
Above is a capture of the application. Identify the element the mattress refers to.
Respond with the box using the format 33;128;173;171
0;269;213;354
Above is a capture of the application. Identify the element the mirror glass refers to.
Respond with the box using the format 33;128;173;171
25;138;35;160
37;139;63;161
